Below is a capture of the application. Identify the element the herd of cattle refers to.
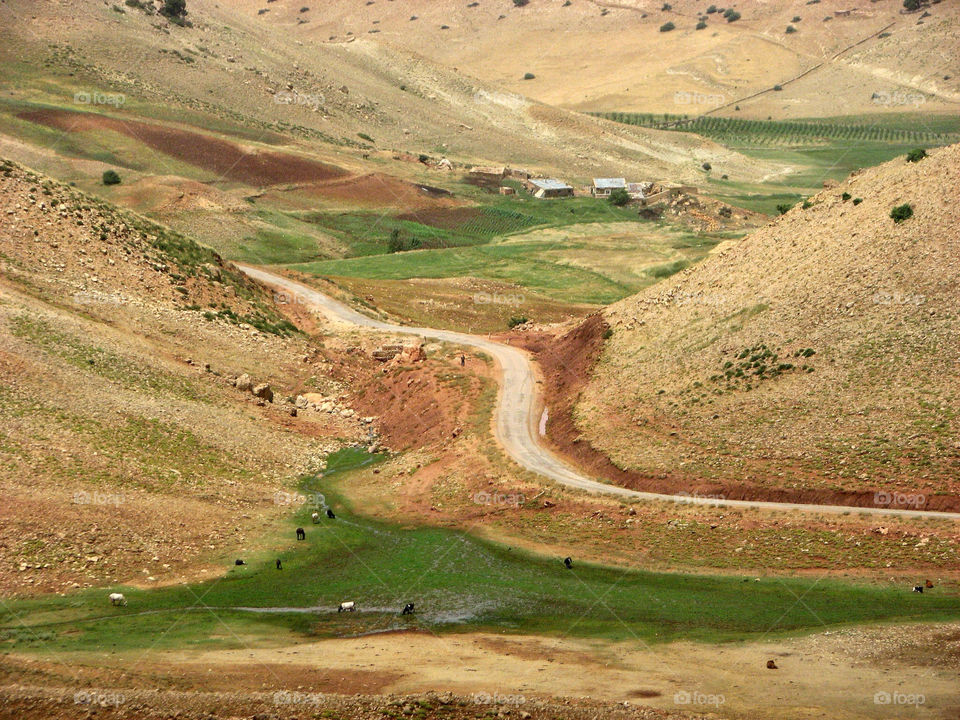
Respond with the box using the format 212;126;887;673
105;506;938;612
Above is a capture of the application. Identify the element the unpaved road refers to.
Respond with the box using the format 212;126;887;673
239;265;960;521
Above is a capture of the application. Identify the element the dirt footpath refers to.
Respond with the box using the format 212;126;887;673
21;624;954;720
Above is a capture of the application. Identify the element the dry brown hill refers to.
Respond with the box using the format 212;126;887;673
0;0;775;184
562;144;960;508
0;159;373;595
251;0;960;118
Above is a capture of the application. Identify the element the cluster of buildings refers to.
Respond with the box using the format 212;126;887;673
467;166;681;202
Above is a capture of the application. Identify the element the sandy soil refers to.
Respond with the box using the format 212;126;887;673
8;624;958;719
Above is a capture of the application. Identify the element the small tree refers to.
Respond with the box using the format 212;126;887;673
903;0;920;11
890;204;913;223
906;148;927;162
776;203;792;215
387;229;405;253
523;72;536;80
696;20;707;29
160;0;187;19
659;21;675;31
706;4;718;12
102;170;122;186
785;25;797;33
608;188;630;206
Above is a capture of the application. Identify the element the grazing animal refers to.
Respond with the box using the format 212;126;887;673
563;557;573;569
108;593;127;607
311;511;320;524
338;601;356;613
296;527;306;540
460;354;465;367
276;559;283;570
402;603;415;615
766;660;778;669
326;508;336;519
925;579;934;589
913;585;924;593
235;559;246;566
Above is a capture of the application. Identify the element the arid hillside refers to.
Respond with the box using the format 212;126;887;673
569;144;960;506
0;0;774;185
251;0;960;118
0;159;376;595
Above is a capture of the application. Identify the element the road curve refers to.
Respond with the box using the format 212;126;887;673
238;265;960;521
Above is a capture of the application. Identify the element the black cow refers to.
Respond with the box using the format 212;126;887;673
296;527;306;540
401;603;415;615
326;508;336;519
563;557;573;569
235;559;246;566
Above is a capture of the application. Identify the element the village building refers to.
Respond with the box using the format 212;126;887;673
591;178;626;197
526;178;574;198
468;165;507;181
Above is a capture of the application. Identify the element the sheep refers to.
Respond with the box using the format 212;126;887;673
109;593;127;607
338;601;356;613
296;527;306;540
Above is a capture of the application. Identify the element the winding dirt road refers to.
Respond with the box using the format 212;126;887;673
239;265;960;521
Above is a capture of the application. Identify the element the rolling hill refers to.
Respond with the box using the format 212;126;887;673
563;143;960;507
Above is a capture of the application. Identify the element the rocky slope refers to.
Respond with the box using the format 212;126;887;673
572;144;960;506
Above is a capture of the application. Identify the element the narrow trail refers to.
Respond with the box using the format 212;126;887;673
238;264;960;522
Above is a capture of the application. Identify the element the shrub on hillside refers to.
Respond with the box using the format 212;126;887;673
513;0;529;6
706;4;718;12
702;162;712;171
890;203;913;223
696;20;707;29
660;21;675;31
102;170;122;186
608;188;630;206
785;25;797;33
852;197;863;205
523;72;536;80
508;316;528;328
159;0;187;20
906;148;927;162
776;203;792;215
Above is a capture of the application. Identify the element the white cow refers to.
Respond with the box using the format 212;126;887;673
109;593;127;607
338;601;356;613
311;511;320;524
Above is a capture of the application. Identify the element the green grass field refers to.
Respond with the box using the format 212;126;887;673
3;448;958;655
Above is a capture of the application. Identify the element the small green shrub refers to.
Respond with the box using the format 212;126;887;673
776;203;792;215
508;316;528;328
906;148;927;162
608;188;630;206
523;72;536;80
890;203;913;223
102;170;122;186
852;197;863;205
841;192;851;201
659;21;675;31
